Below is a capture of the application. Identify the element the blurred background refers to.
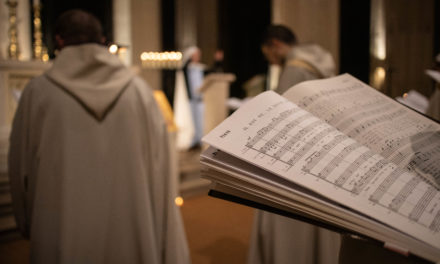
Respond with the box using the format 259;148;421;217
1;0;440;263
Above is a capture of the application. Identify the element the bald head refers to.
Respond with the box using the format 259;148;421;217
55;9;105;49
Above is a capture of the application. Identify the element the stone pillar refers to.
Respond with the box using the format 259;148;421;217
113;0;132;66
175;0;197;50
130;0;162;90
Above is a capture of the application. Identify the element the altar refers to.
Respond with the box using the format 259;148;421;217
0;59;51;234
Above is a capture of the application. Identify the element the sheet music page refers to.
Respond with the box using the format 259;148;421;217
202;91;440;250
283;74;440;187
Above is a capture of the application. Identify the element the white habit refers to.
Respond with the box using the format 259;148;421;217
427;86;440;121
8;44;190;264
248;44;341;264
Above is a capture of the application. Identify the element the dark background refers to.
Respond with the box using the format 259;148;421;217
37;0;440;100
38;0;113;58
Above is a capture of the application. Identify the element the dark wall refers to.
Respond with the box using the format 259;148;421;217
339;0;370;83
434;0;440;63
431;0;440;94
219;0;271;98
161;0;176;105
39;0;113;58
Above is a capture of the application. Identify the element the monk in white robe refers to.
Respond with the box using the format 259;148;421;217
183;46;205;148
8;10;190;264
248;25;340;264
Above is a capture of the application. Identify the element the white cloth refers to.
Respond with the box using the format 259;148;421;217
248;43;340;264
276;44;336;94
186;62;205;146
8;44;190;264
174;70;195;150
182;46;199;66
427;86;440;122
426;70;440;122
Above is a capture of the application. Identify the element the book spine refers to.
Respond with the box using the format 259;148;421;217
383;241;409;257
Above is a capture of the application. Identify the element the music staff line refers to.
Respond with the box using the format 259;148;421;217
244;135;440;233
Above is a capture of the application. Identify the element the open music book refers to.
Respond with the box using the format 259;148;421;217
200;74;440;263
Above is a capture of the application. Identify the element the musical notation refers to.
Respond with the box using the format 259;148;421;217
347;109;407;138
245;109;296;149
239;92;440;234
281;126;334;165
369;169;401;203
333;148;374;187
389;176;422;211
302;135;346;173
289;79;440;188
333;101;393;131
429;211;440;232
409;186;437;221
203;75;440;250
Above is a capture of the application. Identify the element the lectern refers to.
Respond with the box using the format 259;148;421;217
198;73;235;135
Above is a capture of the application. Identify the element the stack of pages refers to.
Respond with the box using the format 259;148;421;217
200;74;440;263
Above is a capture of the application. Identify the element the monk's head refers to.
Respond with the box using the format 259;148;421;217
54;9;105;50
261;25;297;65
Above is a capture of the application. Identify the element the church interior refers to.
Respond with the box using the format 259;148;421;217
1;0;440;263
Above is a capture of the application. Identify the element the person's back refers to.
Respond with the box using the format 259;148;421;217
8;10;190;264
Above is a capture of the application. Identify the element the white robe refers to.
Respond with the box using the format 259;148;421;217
427;84;440;122
276;44;336;95
174;70;195;150
186;62;205;146
248;44;340;264
8;44;190;264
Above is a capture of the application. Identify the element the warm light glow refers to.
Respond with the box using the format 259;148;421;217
140;52;148;61
403;93;408;99
42;53;49;62
376;67;386;79
140;51;183;69
371;0;386;60
175;196;184;207
373;66;386;90
109;44;118;54
269;64;281;91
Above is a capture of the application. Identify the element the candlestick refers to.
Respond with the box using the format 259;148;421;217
32;3;48;61
6;0;20;60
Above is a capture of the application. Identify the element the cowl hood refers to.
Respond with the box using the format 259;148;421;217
288;44;335;78
46;44;134;120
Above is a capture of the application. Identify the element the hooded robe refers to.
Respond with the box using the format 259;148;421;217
8;44;190;264
248;44;341;264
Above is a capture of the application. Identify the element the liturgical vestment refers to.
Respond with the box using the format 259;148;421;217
248;44;341;264
8;44;190;264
